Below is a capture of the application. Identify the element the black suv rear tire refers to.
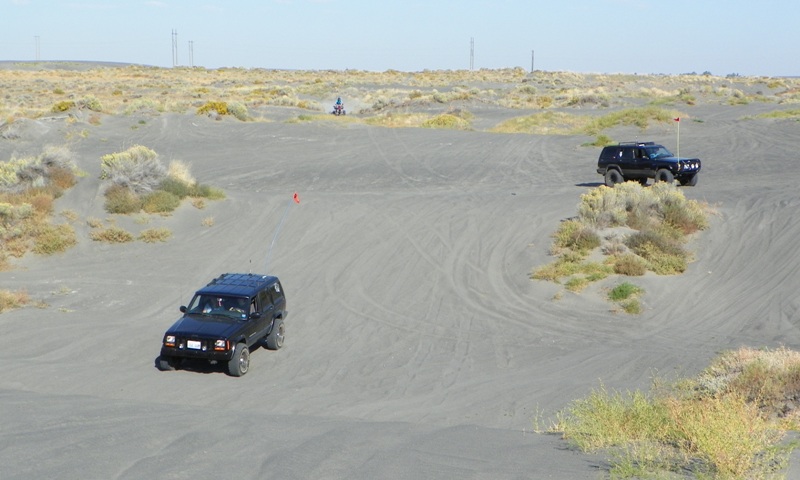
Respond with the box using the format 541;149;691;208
265;320;285;350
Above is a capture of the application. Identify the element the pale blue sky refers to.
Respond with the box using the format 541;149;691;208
2;0;797;76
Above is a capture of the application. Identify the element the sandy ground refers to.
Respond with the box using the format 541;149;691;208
2;93;800;479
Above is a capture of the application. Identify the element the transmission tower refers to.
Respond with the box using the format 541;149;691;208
189;40;194;67
171;29;178;67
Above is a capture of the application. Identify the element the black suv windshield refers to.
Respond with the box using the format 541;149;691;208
188;294;248;319
644;145;673;159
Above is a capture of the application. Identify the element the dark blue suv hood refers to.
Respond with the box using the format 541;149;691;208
166;314;242;338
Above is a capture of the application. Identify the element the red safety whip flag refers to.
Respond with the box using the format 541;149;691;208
674;117;680;122
293;192;300;204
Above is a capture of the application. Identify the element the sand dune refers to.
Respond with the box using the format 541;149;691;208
2;74;800;478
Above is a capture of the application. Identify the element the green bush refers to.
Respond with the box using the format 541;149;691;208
158;177;193;199
608;282;643;302
104;184;142;214
142;190;180;213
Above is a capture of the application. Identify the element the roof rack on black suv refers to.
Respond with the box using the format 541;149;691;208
596;142;701;187
158;273;287;377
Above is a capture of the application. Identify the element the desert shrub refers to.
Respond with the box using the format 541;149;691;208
28;191;54;214
47;165;77;189
663;394;780;478
32;223;77;254
612;254;647;276
577;185;628;227
104;184;142;214
619;298;643;314
554;385;670;452
552;219;600;254
1;202;33;222
51;100;76;113
90;226;134;243
552;347;799;478
139;227;172;243
78;95;103;112
227;101;249;121
100;145;166;194
531;252;584;281
197;101;229;116
624;229;684;258
0;289;29;312
660;197;709;234
534;96;553;108
141;190;180;213
626;231;687;274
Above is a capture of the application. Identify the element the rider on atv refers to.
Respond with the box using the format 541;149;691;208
332;97;345;115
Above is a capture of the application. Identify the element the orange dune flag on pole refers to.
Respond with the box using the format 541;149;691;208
674;117;680;158
293;192;300;204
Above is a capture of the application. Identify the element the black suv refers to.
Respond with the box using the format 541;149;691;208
596;142;701;187
158;273;287;376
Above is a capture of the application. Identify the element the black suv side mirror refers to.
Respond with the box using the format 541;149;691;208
180;306;187;313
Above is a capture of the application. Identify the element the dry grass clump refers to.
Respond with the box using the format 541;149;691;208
0;289;30;312
100;145;224;215
490;111;583;135
138;227;172;243
533;182;709;308
32;223;77;254
421;109;473;130
551;346;800;478
90;226;134;243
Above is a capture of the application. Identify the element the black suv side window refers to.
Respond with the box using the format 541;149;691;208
257;290;271;313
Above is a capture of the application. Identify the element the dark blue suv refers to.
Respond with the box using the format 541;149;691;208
597;142;701;187
158;273;287;376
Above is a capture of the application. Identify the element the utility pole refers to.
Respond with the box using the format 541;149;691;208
35;36;40;61
531;50;534;73
470;37;474;71
171;29;178;67
188;40;194;67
